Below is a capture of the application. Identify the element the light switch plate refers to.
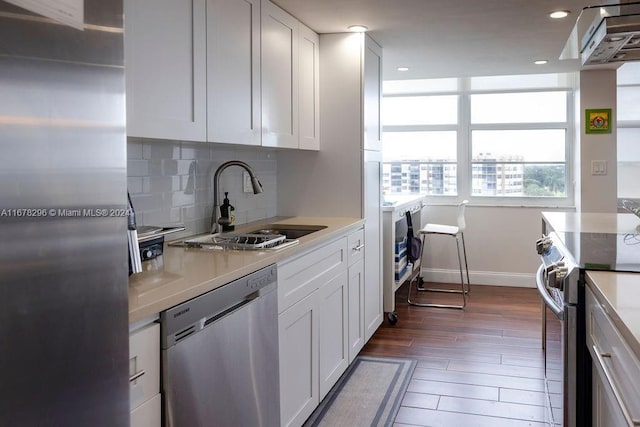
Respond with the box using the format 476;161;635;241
591;160;607;175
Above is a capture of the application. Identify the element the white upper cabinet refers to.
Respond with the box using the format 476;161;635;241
206;0;261;145
125;0;260;145
261;1;299;149
363;36;382;152
125;0;207;141
298;24;320;151
261;1;319;150
126;0;318;149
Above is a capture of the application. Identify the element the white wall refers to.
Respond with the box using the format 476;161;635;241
418;204;568;287
577;69;618;213
277;33;364;218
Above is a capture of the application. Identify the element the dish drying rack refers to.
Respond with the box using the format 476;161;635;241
183;233;294;250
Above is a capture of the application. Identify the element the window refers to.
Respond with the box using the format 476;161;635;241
617;63;640;201
381;131;457;195
382;94;458;195
382;74;573;204
470;92;569;198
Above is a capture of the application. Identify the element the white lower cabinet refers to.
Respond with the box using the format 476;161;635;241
347;258;365;363
278;228;366;426
129;322;160;427
586;284;640;427
131;394;161;427
279;290;320;427
318;271;349;399
592;364;627;427
347;228;365;363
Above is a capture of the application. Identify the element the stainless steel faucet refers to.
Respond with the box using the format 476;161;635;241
211;160;263;234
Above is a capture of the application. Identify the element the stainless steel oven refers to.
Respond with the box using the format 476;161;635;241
536;233;580;427
539;212;640;427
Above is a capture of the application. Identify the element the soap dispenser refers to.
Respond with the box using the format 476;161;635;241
219;192;235;232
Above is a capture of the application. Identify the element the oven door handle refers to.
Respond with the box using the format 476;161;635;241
536;264;564;320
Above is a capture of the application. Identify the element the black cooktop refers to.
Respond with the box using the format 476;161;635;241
553;230;640;273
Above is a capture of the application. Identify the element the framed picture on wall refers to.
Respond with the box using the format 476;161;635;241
585;109;612;134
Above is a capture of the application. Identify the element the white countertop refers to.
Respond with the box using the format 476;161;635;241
586;271;640;361
543;211;640;234
128;216;364;323
382;194;426;213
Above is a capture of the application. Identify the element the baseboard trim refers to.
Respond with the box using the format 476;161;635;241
420;268;536;288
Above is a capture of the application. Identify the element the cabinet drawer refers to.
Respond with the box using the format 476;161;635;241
130;393;161;427
347;228;365;266
278;237;347;313
586;287;640;423
129;323;160;411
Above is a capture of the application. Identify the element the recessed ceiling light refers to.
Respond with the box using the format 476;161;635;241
534;60;549;65
549;10;570;19
348;25;368;33
397;67;409;71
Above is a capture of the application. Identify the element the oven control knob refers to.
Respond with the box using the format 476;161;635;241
536;236;552;255
548;266;568;290
142;249;153;260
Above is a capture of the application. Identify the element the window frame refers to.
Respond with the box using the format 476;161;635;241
617;79;640;203
382;82;575;207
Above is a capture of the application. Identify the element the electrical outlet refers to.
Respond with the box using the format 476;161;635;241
243;172;253;193
591;160;607;176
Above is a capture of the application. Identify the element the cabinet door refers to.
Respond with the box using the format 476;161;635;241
592;365;627;427
130;394;161;427
261;0;299;149
129;323;160;411
348;258;365;363
279;291;319;427
125;0;207;141
298;23;319;151
363;35;382;151
207;0;261;145
318;271;349;399
364;151;383;341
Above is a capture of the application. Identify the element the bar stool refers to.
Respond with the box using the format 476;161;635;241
408;200;470;309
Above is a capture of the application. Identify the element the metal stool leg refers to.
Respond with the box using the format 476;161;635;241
461;232;470;294
407;232;466;310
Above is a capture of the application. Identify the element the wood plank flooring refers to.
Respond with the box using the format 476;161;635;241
360;282;548;427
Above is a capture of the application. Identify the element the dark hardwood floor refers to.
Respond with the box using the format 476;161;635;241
361;281;549;426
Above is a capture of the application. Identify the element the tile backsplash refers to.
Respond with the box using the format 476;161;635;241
127;138;278;239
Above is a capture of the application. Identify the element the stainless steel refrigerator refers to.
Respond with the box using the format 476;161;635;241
0;1;129;425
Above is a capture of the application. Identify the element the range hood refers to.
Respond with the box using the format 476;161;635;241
578;2;640;65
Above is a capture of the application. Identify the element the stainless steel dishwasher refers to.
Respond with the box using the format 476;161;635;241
160;264;279;427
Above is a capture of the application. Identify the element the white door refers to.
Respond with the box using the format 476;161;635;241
298;23;319;151
124;0;207;141
318;271;349;399
278;291;319;427
206;0;261;145
261;1;299;149
364;151;383;341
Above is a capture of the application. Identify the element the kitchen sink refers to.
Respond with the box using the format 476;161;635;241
175;225;327;250
243;224;327;240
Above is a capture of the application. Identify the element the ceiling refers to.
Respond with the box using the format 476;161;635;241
272;0;606;81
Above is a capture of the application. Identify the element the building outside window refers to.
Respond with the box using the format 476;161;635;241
382;74;574;206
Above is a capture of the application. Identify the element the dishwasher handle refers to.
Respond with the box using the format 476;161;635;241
160;264;277;349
